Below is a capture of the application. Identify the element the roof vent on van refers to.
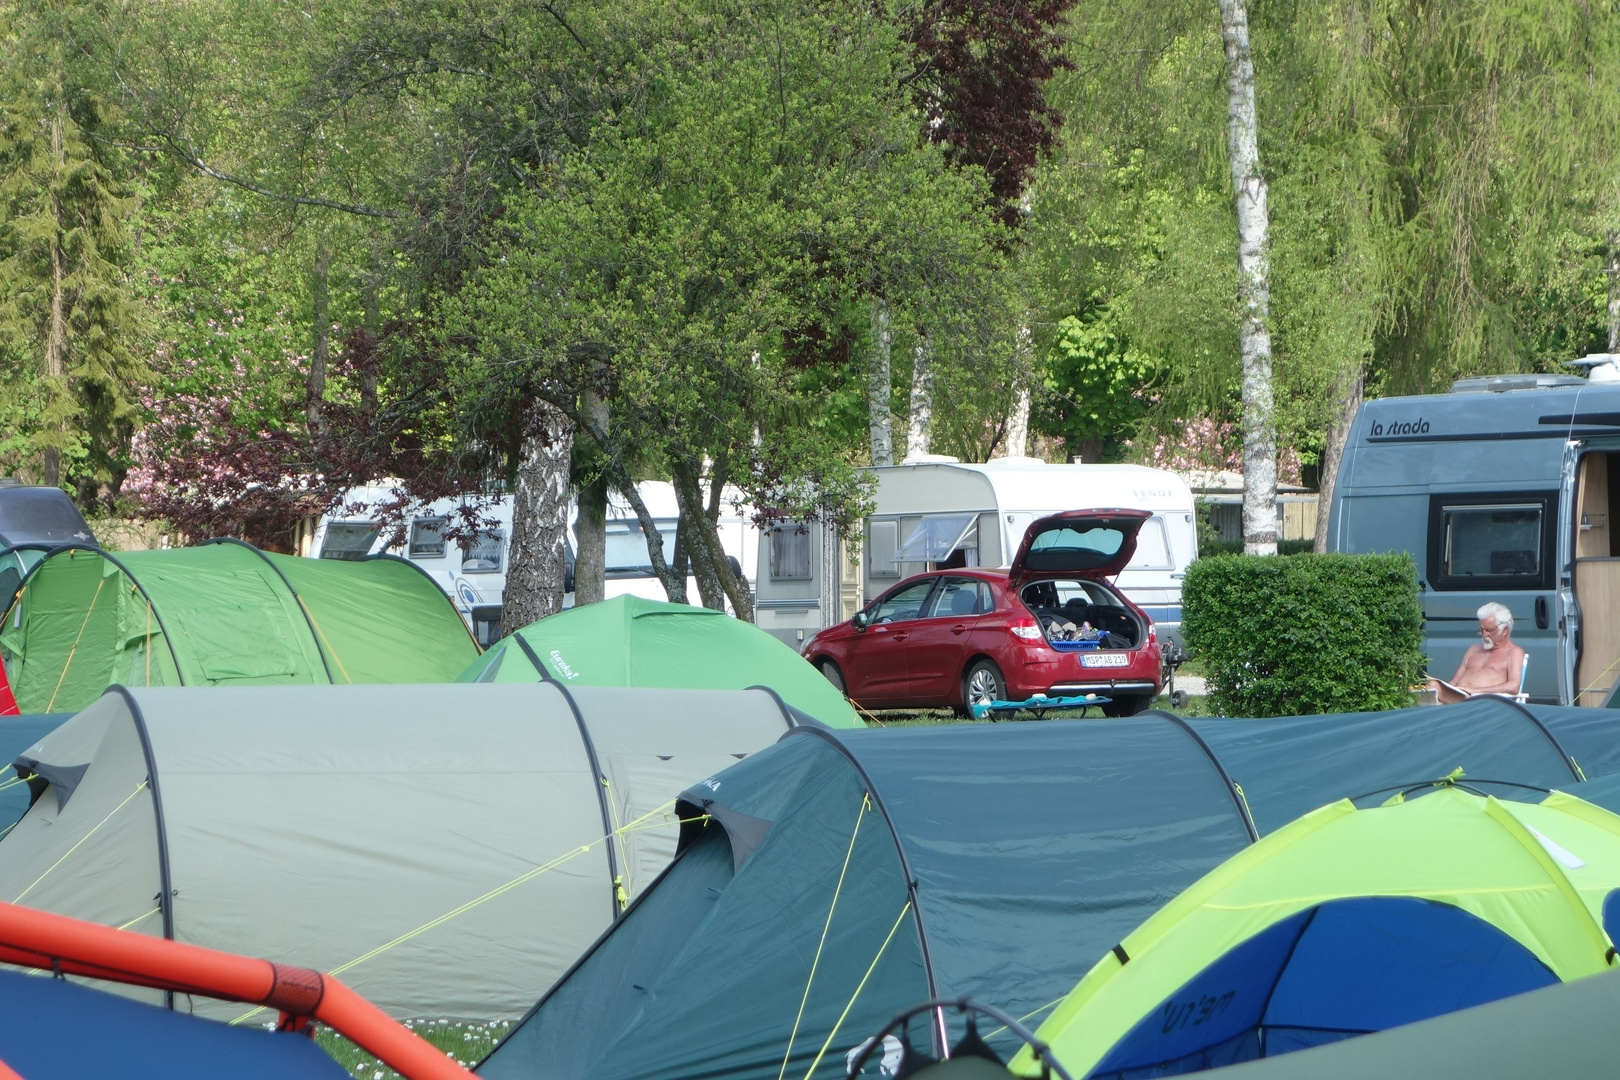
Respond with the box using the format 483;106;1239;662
1569;353;1620;384
1450;373;1586;393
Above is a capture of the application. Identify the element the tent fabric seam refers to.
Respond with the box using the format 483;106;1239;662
200;539;337;684
111;684;177;1009
547;682;624;921
362;553;482;653
785;726;944;1048
1145;710;1260;842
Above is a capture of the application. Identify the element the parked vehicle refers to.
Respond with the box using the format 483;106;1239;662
754;457;1197;653
1326;358;1620;705
0;480;98;608
310;481;758;645
803;509;1165;715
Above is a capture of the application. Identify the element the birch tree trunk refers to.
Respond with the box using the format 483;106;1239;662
573;388;610;606
868;301;894;466
1607;230;1620;351
501;398;574;635
1220;0;1278;556
1313;366;1362;553
42;110;66;489
905;333;934;461
1005;387;1032;458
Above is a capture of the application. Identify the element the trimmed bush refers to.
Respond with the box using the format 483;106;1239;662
1182;552;1424;717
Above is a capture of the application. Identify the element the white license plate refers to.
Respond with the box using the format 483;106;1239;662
1081;653;1130;668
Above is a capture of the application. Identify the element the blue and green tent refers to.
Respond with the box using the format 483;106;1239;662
480;698;1606;1080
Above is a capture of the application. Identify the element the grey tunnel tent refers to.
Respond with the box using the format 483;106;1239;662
480;698;1608;1080
0;682;801;1021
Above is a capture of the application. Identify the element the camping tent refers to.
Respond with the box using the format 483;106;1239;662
0;682;800;1020
480;698;1599;1080
1020;788;1620;1079
0;968;351;1080
459;595;860;727
0;540;480;714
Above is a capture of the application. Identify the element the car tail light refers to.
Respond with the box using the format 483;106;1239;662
1149;627;1157;645
1008;617;1043;641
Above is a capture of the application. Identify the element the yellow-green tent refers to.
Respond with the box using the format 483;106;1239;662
0;541;479;713
1022;787;1620;1079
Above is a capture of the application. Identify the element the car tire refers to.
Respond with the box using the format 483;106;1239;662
818;660;847;695
964;660;1006;712
1102;695;1152;717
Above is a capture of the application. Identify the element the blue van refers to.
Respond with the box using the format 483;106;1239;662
1327;366;1620;705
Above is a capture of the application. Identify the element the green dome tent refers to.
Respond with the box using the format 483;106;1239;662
459;595;860;728
0;682;800;1020
1020;787;1620;1080
0;541;479;713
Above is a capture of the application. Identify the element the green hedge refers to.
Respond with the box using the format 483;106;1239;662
1182;552;1424;717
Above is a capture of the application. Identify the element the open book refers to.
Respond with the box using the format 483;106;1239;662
1430;676;1477;699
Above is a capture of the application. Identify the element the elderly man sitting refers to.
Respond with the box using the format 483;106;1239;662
1432;601;1527;703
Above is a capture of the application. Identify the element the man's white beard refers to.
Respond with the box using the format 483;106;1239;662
1482;638;1495;651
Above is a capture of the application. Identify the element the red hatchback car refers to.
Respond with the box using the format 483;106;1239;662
804;509;1164;716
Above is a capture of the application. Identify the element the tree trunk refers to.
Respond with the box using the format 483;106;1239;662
359;277;380;423
307;243;330;437
573;404;684;600
868;301;894;466
1005;386;1032;458
905;333;934;461
573;389;610;606
1313;366;1363;553
501;398;574;635
1608;230;1620;352
42;111;66;489
671;458;754;619
1220;0;1278;556
706;465;754;621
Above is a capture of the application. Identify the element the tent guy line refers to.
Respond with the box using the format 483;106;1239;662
800;898;915;1080
13;780;147;905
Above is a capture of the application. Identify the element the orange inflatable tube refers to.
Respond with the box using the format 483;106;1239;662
0;901;471;1080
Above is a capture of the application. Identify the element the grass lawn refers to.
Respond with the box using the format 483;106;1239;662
316;1018;510;1078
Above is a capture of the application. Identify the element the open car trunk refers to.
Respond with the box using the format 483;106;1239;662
1019;580;1146;651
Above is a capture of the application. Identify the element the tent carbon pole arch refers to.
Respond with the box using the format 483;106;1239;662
107;685;178;1009
363;554;482;653
787;726;949;1054
745;684;806;730
1470;696;1584;782
546;682;626;919
511;633;555;681
200;538;337;684
7;544;188;693
1140;710;1260;843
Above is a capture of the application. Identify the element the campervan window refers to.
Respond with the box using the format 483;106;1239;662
868;520;900;580
1125;516;1173;570
462;531;504;573
893;514;977;564
320;521;380;561
1427;492;1557;591
604;519;677;576
409;518;448;558
769;526;811;581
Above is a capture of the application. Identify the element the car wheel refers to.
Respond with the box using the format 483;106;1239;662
818;660;847;695
1102;695;1152;717
964;661;1006;710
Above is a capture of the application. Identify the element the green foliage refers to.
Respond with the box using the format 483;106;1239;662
1037;307;1161;458
1182;552;1424;717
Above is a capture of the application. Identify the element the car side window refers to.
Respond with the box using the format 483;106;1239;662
927;577;987;619
871;580;936;624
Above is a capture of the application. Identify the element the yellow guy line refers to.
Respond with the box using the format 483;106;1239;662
800;899;914;1080
778;795;870;1080
47;575;106;712
14;781;149;904
296;594;352;684
229;799;690;1025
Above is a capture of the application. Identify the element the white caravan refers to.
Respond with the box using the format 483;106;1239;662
865;458;1198;647
310;481;759;645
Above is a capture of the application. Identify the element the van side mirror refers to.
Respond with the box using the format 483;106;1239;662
851;610;870;630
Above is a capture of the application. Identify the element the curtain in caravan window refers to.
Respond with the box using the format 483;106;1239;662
1126;517;1173;570
769;527;811;580
893;514;977;563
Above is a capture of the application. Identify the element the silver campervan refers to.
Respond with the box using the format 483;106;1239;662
1327;360;1620;705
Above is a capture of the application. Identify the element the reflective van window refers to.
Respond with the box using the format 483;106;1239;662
1428;493;1556;591
462;531;505;573
409;518;448;559
1126;516;1173;570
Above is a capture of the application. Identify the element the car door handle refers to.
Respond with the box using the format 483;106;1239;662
892;632;908;642
951;624;967;635
1536;595;1549;630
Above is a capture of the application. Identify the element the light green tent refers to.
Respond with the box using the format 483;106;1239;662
0;682;799;1020
0;541;479;714
1019;787;1620;1080
459;595;861;727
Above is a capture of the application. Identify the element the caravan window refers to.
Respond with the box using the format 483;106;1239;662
770;526;812;581
1126;516;1173;570
409;518;448;559
1428;493;1557;591
320;522;380;561
462;531;504;573
604;519;678;576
